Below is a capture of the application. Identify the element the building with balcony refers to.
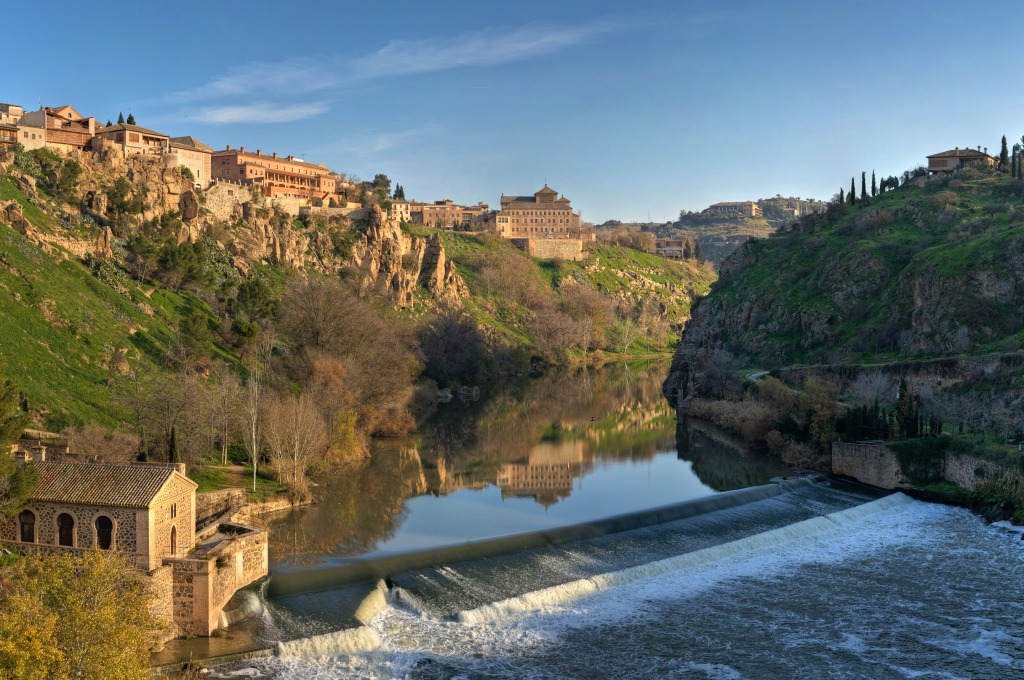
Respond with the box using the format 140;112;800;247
93;123;170;157
20;105;96;153
211;146;337;201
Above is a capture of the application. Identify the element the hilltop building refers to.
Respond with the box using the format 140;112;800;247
496;185;580;238
656;237;689;260
0;459;268;638
212;145;337;201
20;105;96;152
411;199;492;228
927;146;996;173
93;123;171;157
703;201;762;218
168;136;214;188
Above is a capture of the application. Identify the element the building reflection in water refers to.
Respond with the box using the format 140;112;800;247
496;440;591;508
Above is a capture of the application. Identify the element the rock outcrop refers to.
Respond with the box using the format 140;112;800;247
350;206;467;307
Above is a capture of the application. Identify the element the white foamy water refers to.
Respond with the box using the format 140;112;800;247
214;496;1024;679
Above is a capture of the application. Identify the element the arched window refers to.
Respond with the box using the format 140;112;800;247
95;516;113;550
170;503;177;519
170;526;177;556
19;510;35;543
57;513;75;547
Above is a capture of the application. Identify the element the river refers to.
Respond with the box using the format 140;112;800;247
160;362;1024;678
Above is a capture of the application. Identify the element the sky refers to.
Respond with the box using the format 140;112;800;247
5;0;1024;223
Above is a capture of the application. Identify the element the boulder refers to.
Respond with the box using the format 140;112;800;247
179;190;200;221
95;226;114;259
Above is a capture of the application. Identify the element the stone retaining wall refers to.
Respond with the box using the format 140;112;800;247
196;489;246;531
509;237;584;261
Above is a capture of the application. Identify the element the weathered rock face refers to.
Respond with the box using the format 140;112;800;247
0;200;32;235
349;206;467;307
77;151;191;224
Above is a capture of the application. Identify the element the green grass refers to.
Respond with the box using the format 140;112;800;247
0;180;209;429
189;465;290;503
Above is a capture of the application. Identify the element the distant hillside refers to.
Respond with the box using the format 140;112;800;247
665;167;1024;406
665;196;827;265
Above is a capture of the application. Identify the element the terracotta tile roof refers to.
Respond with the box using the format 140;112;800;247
212;148;330;173
927;148;994;159
169;135;213;153
29;462;194;508
95;123;169;139
709;201;756;207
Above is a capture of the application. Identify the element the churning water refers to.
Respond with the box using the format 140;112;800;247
208;478;1024;679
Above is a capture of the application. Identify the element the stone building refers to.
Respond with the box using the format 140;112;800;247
211;145;337;201
0;461;269;638
927;146;997;173
20;105;96;152
389;198;412;223
168;136;214;188
496;185;580;238
0;461;197;570
0;103;23;126
93;123;171;157
703;201;762;218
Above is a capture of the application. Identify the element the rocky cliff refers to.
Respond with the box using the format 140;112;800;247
2;147;466;307
665;169;1024;406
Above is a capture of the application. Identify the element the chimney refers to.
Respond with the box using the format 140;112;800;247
240;146;245;153
984;147;988;154
257;149;261;156
226;144;231;151
272;152;277;159
977;145;981;151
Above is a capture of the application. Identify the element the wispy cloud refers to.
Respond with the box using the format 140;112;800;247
161;21;619;124
192;101;330;124
351;23;615;80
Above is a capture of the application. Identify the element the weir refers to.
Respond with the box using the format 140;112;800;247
160;476;897;666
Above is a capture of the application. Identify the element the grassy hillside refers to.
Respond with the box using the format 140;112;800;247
699;169;1024;367
0;180;225;430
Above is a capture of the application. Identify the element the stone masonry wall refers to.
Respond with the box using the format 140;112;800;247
832;442;903;489
195;489;246;531
510;237;584;261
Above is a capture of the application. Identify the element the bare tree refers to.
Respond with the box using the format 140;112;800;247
846;370;896;405
244;332;274;491
63;425;139;464
263;393;328;497
209;364;244;465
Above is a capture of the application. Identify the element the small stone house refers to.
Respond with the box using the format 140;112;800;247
93;123;171;157
927;146;997;173
0;461;197;570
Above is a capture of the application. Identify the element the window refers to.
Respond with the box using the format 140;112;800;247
170;503;177;519
57;513;75;547
170;526;177;555
19;510;35;543
95;516;113;550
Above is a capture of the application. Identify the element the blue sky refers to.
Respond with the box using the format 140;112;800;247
5;0;1024;222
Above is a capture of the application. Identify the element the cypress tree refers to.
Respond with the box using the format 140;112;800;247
1012;148;1018;179
839;188;845;205
1000;135;1009;171
693;241;704;262
105;119;112;127
861;172;868;200
126;113;136;125
169;426;180;463
117;112;125;124
850;178;856;204
871;170;877;197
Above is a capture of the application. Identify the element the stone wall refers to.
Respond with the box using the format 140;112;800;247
269;196;305;217
0;502;144;567
509;237;584;261
204;181;253;222
299;205;362;220
196;489;246;531
832;442;903;489
147;565;178;643
832;441;1024;496
167;523;269;636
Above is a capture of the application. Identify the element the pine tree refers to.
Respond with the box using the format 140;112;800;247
117;112;125;124
126;113;136;125
861;172;867;200
871;170;877;197
850;178;856;204
1000;135;1009;171
105;120;112;127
